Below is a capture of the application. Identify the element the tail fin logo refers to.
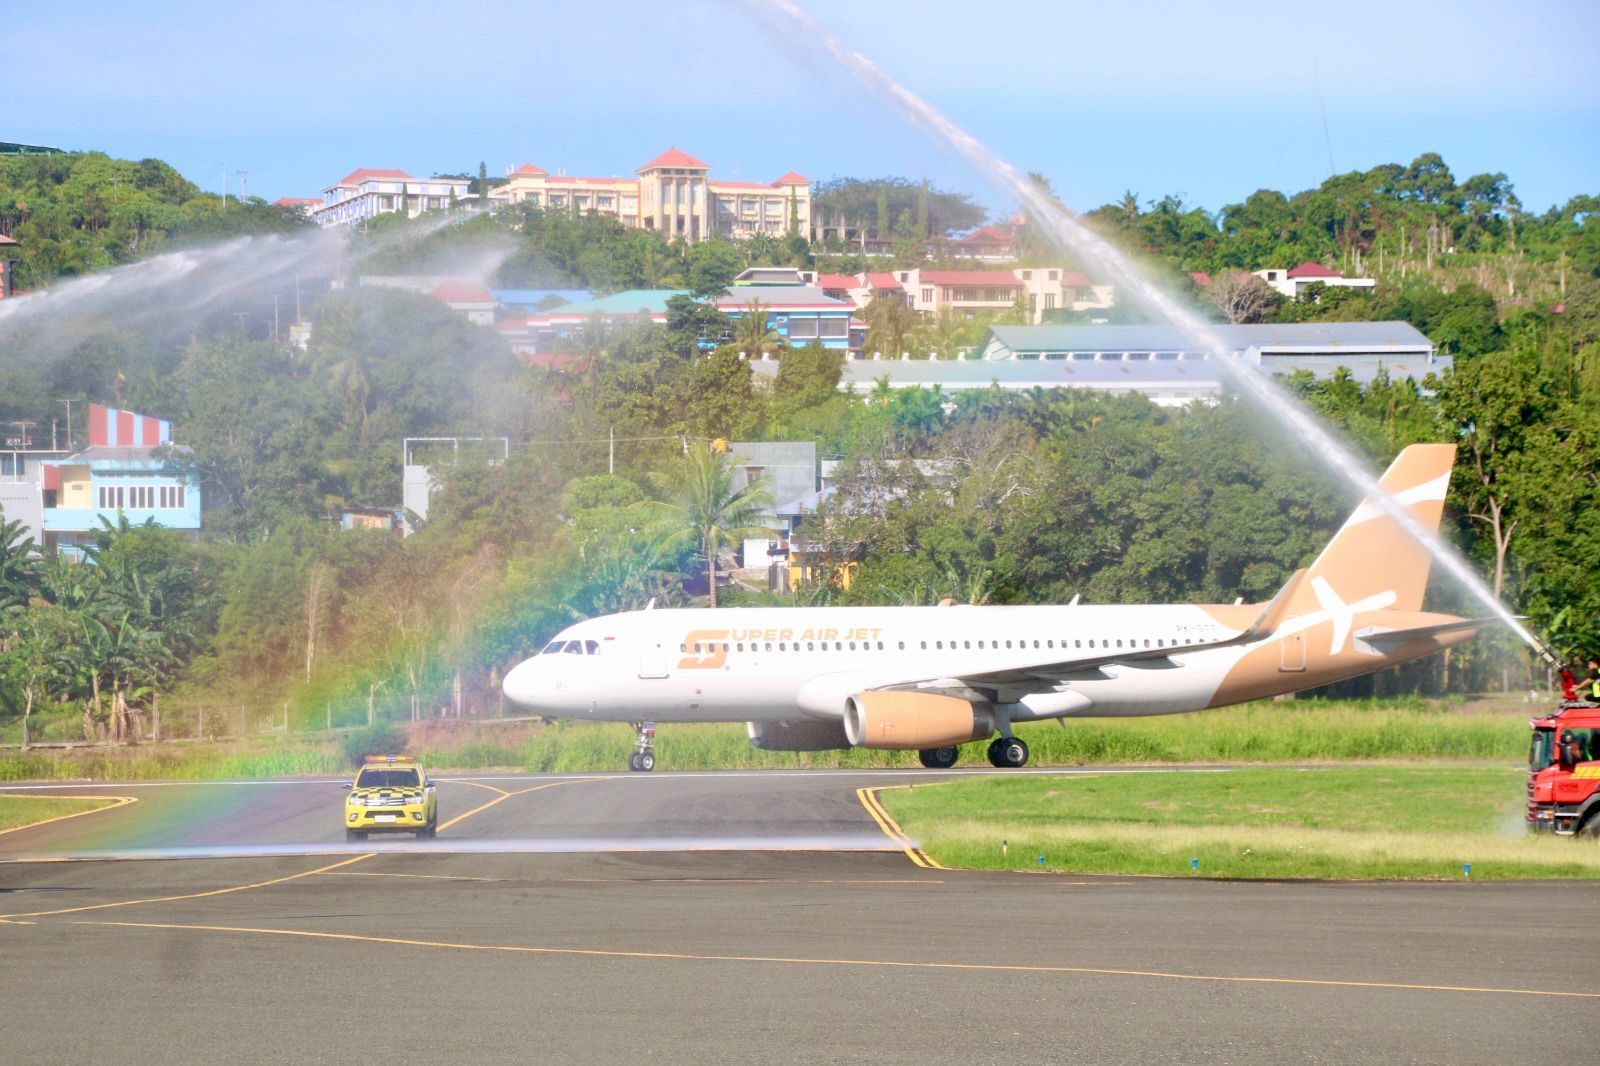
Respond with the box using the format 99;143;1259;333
1310;576;1396;655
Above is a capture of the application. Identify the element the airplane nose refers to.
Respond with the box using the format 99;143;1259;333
502;658;546;710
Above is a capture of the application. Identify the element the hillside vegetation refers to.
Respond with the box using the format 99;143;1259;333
0;151;1595;746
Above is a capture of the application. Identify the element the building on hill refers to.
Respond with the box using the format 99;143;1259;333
949;224;1018;261
746;320;1444;407
979;321;1443;383
489;149;812;242
514;286;862;355
0;232;17;298
1254;261;1376;300
309;169;473;227
428;280;497;325
39;404;200;556
854;267;1113;324
273;197;322;216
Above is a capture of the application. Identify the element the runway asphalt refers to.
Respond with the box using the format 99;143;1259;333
3;768;1598;1064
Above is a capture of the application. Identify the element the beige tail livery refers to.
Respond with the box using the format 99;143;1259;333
1290;442;1456;617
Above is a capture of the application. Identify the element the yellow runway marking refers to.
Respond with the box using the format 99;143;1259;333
0;777;585;921
0;853;373;919
449;780;511;797
0;793;138;838
856;786;945;870
68;918;1600;1000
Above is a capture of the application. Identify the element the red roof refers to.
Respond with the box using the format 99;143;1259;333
957;225;1013;246
866;272;901;290
815;274;857;289
772;171;809;185
429;281;496;305
638;148;710;170
513;163;548;176
920;270;1023;288
712;180;777;190
1286;260;1342;279
274;197;320;207
1188;271;1212;287
338;168;413;186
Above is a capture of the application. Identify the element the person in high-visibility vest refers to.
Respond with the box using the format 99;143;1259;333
1579;657;1600;703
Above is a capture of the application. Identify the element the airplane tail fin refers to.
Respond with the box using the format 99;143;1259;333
1287;443;1457;617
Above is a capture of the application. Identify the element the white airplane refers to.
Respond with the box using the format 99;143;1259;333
503;444;1487;771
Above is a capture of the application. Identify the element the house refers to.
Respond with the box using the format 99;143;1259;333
827;267;1111;324
39;405;200;556
489;150;812;242
516;286;862;354
0;232;18;299
725;441;820;573
428;280;497;326
1254;261;1376;300
949;224;1018;261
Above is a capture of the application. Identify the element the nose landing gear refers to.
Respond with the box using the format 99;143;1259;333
628;722;657;771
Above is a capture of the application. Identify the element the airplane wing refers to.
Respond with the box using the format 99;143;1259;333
880;570;1306;700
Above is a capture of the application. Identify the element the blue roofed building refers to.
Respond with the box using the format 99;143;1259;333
40;404;200;555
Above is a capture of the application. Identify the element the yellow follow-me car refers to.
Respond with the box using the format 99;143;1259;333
344;755;438;840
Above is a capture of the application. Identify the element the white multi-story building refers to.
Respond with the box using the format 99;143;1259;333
490;149;811;242
310;169;473;228
815;267;1114;324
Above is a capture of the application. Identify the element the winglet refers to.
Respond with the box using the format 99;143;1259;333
1241;569;1306;641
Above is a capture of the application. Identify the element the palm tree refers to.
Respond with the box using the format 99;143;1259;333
863;295;921;358
304;300;373;426
641;448;776;608
0;517;41;611
731;298;778;354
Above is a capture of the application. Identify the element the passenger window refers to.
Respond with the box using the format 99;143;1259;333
737;643;745;652
1006;640;1013;649
920;641;927;650
679;643;687;653
835;642;842;650
807;642;815;651
977;640;985;649
848;641;856;651
878;641;884;650
1075;639;1082;648
1088;640;1096;648
936;640;943;650
898;641;905;650
964;641;971;650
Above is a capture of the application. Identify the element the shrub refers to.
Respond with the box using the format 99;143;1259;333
341;722;410;767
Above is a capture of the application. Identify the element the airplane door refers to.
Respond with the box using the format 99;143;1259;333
1279;632;1307;672
638;640;669;679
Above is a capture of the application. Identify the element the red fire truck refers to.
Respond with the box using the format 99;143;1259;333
1526;672;1600;837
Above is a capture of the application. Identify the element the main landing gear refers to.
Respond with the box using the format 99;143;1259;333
986;735;1029;768
628;722;657;772
917;747;960;769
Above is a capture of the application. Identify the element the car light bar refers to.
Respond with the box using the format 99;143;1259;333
364;754;418;763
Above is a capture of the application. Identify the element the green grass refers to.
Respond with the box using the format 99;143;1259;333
0;794;120;832
877;766;1600;880
0;699;1534;782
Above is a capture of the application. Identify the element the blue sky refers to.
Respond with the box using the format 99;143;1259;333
6;0;1596;216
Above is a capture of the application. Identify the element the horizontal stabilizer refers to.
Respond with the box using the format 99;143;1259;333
1357;617;1495;649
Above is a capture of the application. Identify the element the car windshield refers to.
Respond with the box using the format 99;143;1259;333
356;769;421;788
1529;729;1554;771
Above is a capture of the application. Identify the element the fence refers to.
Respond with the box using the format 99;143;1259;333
0;691;533;749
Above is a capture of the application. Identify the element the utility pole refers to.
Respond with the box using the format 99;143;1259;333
238;170;248;203
609;425;615;474
59;399;76;450
272;294;280;342
220;164;228;209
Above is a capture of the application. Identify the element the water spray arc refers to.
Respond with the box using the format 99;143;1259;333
743;0;1555;666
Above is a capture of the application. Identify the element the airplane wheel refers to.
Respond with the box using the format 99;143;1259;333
918;747;959;769
638;751;656;772
987;737;1029;768
627;752;642;772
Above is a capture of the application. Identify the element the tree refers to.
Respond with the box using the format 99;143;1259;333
1203;273;1280;324
731;299;779;353
640;448;775;607
685;239;744;299
772;343;844;414
0;517;41;610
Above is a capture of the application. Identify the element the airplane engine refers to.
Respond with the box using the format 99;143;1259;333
747;718;852;752
844;691;995;750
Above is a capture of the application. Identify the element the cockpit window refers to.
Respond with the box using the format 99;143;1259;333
542;641;567;655
585;640;599;655
565;641;584;654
